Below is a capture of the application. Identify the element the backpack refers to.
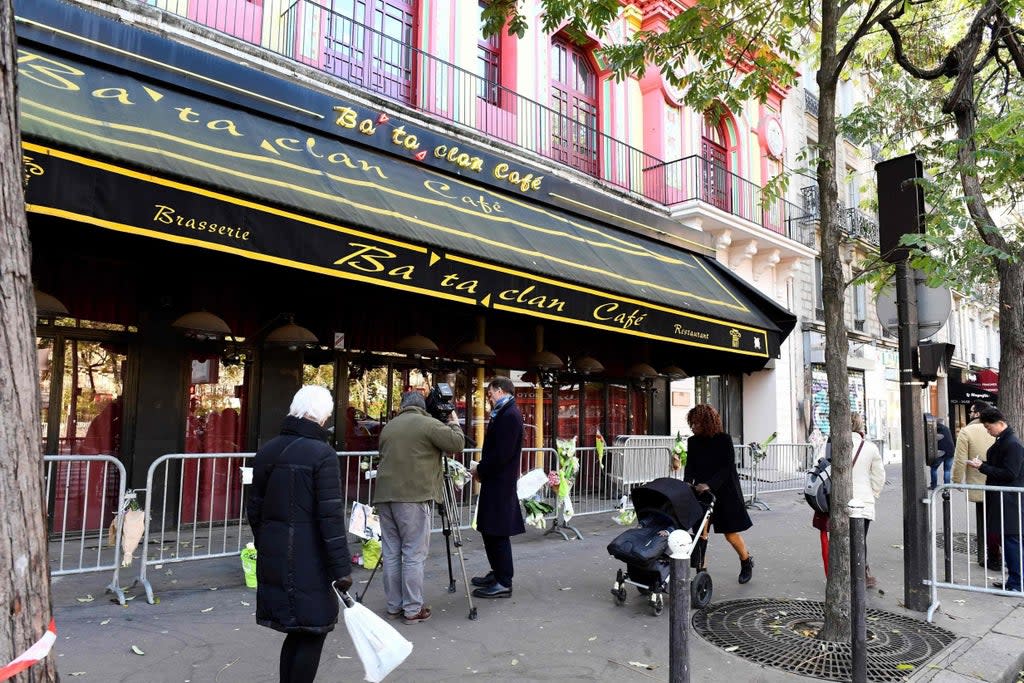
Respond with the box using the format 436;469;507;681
804;456;832;515
803;436;866;515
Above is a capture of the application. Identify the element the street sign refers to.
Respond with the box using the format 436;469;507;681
875;275;952;340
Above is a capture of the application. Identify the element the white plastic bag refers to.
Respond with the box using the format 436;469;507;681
516;468;548;500
337;588;412;682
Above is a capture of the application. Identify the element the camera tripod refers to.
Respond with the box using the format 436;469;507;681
439;454;478;620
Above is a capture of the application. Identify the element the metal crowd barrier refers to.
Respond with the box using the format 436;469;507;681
735;443;817;509
137;452;254;603
128;440;822;602
927;482;1024;622
44;454;128;604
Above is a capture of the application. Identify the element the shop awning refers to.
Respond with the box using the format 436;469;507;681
19;42;795;363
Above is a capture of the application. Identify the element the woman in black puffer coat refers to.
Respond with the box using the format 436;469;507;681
247;385;352;683
684;404;754;585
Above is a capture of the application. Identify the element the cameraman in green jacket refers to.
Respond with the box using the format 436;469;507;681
374;391;465;624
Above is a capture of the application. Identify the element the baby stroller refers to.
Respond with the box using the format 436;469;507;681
607;477;715;615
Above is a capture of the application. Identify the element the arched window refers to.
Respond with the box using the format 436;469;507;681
701;113;731;211
550;37;598;175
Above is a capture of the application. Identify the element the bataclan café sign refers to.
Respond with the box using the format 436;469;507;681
19;45;778;359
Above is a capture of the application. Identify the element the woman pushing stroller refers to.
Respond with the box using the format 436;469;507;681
684;404;755;584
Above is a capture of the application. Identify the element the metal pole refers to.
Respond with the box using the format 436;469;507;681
669;556;690;683
896;261;929;611
849;512;867;683
942;489;952;583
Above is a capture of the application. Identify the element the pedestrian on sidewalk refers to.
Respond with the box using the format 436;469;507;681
246;385;353;683
850;413;885;588
953;400;1000;569
684;404;754;584
471;376;525;599
374;391;465;625
968;407;1024;592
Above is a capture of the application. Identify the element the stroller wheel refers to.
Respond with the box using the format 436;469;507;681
690;570;713;609
651;593;664;616
611;586;627;605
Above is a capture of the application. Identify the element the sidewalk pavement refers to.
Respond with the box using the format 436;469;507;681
48;465;1024;682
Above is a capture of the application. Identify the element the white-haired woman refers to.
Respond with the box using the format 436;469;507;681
247;385;352;683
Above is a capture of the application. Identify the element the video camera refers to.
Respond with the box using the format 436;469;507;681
425;382;457;422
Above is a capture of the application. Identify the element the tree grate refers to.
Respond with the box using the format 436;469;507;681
935;531;977;556
692;598;956;682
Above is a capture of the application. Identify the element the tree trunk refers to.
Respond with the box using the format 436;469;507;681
818;0;853;643
0;0;59;679
949;77;1024;431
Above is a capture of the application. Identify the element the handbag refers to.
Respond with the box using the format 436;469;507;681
336;587;413;682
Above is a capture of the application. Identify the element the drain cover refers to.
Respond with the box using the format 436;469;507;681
693;598;956;682
935;531;977;556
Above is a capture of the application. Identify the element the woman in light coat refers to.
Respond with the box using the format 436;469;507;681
851;413;886;587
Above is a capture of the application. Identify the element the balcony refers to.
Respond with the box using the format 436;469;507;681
844;208;880;245
279;2;663;194
805;89;820;118
127;0;808;245
798;187;880;247
646;156;815;246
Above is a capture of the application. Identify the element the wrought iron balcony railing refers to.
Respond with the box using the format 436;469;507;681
805;89;820;118
844;207;880;245
645;156;816;247
277;0;661;198
125;0;813;246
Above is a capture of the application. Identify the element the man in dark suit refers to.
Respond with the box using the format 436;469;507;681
470;376;525;598
968;407;1024;592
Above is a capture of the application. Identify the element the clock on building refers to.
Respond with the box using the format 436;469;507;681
764;117;785;158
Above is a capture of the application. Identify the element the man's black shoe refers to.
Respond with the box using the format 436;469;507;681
471;572;497;588
472;583;511;598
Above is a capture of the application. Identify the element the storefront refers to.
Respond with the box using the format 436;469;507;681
20;0;794;525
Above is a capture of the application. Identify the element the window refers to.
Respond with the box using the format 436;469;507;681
324;0;416;103
853;283;867;331
814;257;824;320
550;38;598;175
477;2;500;105
701;113;731;211
845;166;859;210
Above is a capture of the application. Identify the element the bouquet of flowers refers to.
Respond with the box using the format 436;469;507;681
554;436;579;521
595;429;606;470
444;457;470;488
672;431;687;471
521;496;554;529
241;542;258;588
612;494;637;526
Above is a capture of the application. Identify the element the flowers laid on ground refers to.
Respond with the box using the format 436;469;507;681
554;436;579;521
613;495;637;526
522;496;554;529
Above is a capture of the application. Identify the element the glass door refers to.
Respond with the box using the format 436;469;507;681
181;355;249;524
46;337;129;533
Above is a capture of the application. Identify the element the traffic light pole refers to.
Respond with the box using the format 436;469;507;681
895;261;929;612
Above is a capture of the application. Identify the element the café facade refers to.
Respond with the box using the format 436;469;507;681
18;0;795;509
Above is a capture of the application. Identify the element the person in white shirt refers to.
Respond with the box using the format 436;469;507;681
850;413;886;588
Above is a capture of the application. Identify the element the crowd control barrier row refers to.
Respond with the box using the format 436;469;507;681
927;482;1024;622
44;455;128;604
57;442;822;604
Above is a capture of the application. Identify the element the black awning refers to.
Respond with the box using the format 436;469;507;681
19;43;795;364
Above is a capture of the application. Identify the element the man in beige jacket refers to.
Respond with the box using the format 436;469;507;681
953;400;999;569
